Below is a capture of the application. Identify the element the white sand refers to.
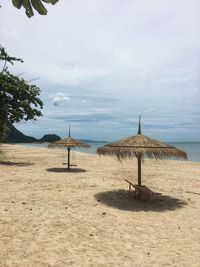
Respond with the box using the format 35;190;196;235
0;144;200;266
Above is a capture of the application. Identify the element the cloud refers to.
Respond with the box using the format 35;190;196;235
47;113;115;123
1;0;200;141
48;91;118;110
50;92;71;106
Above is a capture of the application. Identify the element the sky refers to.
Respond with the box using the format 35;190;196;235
0;0;200;141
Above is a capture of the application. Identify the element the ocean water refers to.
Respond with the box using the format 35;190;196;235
21;141;106;155
168;142;200;162
19;142;200;162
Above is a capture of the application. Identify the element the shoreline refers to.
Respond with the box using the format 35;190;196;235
2;142;200;163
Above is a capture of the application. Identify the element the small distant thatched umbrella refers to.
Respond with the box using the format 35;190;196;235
48;127;90;170
97;117;187;191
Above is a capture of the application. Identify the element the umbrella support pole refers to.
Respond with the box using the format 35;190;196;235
67;148;71;170
137;154;142;198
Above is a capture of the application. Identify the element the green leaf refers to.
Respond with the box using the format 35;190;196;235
31;0;47;15
12;0;23;9
41;0;59;5
22;0;34;18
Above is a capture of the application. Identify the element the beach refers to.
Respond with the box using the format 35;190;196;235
0;144;200;267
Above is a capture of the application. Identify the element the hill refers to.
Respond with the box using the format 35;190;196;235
3;123;61;143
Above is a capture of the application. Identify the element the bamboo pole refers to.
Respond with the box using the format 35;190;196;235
137;153;142;198
67;148;70;170
137;153;142;186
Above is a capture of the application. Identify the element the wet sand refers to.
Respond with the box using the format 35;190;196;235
0;144;200;266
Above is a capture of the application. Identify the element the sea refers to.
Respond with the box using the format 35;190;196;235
19;141;200;162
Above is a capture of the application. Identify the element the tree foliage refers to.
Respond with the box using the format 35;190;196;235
0;72;43;123
12;0;59;18
0;47;43;142
0;47;24;72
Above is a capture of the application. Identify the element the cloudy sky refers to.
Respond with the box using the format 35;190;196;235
0;0;200;141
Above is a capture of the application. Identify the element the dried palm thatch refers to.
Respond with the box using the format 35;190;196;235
48;137;90;149
48;127;90;170
97;134;187;161
97;117;187;192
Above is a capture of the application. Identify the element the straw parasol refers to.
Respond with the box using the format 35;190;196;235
97;117;187;192
48;127;90;170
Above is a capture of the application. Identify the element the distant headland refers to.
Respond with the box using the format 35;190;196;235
3;123;107;144
3;122;61;143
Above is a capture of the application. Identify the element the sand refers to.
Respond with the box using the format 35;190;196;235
0;144;200;267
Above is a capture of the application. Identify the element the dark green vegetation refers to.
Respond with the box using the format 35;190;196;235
4;122;37;143
0;47;23;72
12;0;59;18
3;123;61;143
0;47;43;143
38;134;61;143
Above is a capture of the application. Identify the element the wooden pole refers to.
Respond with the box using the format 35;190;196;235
138;153;142;186
137;153;142;198
67;148;70;170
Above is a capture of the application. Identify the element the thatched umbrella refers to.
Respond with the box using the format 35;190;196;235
48;127;90;170
97;117;187;191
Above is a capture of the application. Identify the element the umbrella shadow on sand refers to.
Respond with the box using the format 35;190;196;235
0;161;34;167
95;189;187;212
46;167;87;173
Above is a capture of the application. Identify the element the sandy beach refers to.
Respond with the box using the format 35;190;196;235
0;144;200;267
